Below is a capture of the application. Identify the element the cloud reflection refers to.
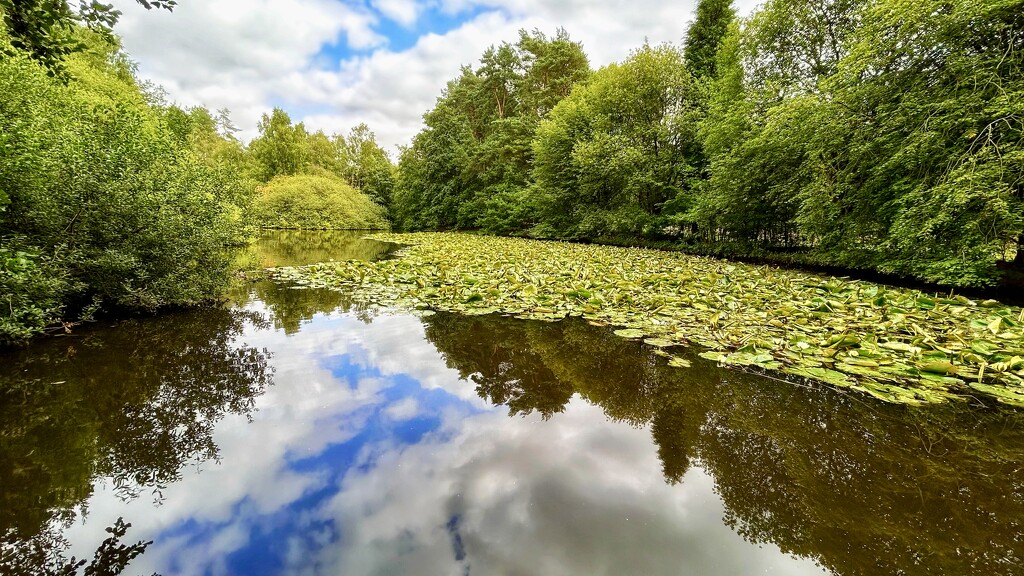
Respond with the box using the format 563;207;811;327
63;309;822;576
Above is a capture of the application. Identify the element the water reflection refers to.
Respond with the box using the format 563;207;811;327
0;307;273;573
246;230;399;269
1;231;1022;576
421;313;1024;576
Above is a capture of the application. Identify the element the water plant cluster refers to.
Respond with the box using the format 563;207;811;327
271;233;1024;408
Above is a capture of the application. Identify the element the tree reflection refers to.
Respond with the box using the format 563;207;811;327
233;230;397;333
419;312;1024;576
243;282;380;334
0;306;274;572
422;314;573;419
246;230;398;269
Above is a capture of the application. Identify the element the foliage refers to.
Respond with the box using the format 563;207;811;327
0;244;65;346
531;44;702;239
389;2;1022;287
687;0;1024;286
392;28;590;232
252;174;389;230
683;0;736;80
796;0;1024;285
272;232;1024;407
250;108;308;180
336;123;396;209
0;0;174;80
249;111;396;212
0;27;248;343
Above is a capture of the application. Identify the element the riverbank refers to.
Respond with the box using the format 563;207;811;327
270;232;1024;408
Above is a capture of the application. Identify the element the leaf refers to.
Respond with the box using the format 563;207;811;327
667;356;692;368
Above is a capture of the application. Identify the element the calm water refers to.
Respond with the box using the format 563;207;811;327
1;231;1023;576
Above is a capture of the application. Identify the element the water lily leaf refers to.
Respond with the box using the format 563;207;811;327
699;351;726;362
270;232;1024;408
969;383;1024;408
917;361;958;375
644;338;675;347
668;356;692;368
784;366;853;388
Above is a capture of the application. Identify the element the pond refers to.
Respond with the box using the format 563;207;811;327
1;230;1022;576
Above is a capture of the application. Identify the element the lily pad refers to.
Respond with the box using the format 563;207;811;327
268;232;1024;408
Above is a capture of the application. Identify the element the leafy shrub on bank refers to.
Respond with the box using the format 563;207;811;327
252;174;389;230
0;29;247;344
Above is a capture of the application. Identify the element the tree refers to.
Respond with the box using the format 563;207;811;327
337;124;396;209
391;28;590;233
683;0;736;80
0;0;175;79
743;0;863;95
249;108;308;181
795;0;1024;284
531;44;701;240
0;26;247;342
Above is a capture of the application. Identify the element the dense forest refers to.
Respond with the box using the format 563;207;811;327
2;0;1022;344
392;0;1024;289
0;0;393;344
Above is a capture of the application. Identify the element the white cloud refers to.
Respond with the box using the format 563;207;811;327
111;0;765;154
371;0;423;26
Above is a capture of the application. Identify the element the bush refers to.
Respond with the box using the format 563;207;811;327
0;30;247;343
252;174;390;230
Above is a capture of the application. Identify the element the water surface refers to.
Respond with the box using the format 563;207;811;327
1;230;1022;576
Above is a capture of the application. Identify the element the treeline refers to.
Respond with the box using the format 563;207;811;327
0;3;394;345
392;0;1024;288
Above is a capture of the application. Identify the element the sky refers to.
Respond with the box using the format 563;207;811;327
111;0;762;154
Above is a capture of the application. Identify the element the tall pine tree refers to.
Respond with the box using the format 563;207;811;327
683;0;736;79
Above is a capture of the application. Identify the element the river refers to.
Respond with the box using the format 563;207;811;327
1;230;1022;575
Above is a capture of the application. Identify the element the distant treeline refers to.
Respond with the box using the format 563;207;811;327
390;0;1024;289
0;2;393;344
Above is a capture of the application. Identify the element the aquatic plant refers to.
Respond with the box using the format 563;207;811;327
271;233;1024;407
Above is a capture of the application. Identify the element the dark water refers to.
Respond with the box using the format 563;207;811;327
1;230;1023;576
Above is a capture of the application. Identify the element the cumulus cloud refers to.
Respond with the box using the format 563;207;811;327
111;0;764;153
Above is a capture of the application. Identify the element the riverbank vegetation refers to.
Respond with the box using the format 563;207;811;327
252;175;389;230
390;0;1024;289
0;3;394;345
271;233;1024;407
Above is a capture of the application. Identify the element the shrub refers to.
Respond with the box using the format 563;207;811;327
252;174;389;230
0;30;246;343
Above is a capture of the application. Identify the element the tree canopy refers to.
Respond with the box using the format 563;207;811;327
389;1;1023;288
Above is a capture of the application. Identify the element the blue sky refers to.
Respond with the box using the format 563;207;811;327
113;0;761;152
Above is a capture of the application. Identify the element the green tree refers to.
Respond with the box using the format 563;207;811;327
795;0;1024;284
683;0;736;80
249;108;309;181
252;174;389;230
0;26;248;343
392;29;590;233
531;44;700;240
0;0;175;79
337;124;396;209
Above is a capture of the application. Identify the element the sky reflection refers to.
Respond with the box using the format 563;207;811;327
60;297;823;576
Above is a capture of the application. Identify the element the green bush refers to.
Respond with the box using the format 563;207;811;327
0;29;247;344
251;174;389;230
0;244;66;345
